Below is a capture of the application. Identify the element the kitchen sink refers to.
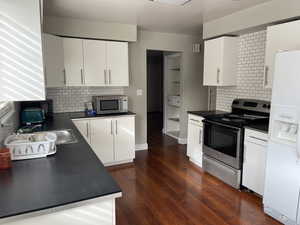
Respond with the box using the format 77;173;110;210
36;129;78;145
52;129;78;145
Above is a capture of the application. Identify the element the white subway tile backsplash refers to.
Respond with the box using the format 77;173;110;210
47;87;124;113
216;30;272;112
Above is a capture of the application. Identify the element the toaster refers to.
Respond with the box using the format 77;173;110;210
21;107;45;125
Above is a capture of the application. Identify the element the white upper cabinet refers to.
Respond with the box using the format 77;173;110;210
0;0;45;101
264;20;300;89
203;37;238;86
58;38;129;87
63;38;84;86
43;34;65;87
106;42;129;86
83;40;107;86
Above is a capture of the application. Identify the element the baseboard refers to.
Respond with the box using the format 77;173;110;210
135;143;148;151
178;138;187;145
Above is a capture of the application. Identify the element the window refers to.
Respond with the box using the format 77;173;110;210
0;102;13;119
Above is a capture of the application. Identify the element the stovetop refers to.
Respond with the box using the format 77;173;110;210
205;113;269;128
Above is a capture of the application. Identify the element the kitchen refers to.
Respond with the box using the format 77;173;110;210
0;0;300;225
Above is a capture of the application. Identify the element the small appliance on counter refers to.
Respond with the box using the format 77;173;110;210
20;100;53;125
21;107;45;125
85;102;96;116
92;95;128;115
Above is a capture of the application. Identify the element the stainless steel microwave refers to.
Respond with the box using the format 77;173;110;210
92;95;128;114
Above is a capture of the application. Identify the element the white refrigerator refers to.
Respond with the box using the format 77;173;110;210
264;50;300;225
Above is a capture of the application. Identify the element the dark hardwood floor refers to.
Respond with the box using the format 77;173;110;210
107;116;281;225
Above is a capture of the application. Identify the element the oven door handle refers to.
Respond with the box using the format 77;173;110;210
203;119;242;130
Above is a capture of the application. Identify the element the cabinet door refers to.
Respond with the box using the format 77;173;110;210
83;40;107;86
114;117;135;162
187;122;203;166
242;141;267;195
90;118;114;164
73;120;90;143
43;34;65;87
0;0;45;101
265;20;300;89
63;38;84;86
106;42;129;86
203;38;222;86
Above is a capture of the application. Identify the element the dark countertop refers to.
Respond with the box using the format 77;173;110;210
69;111;136;119
0;112;123;219
188;110;229;118
245;121;269;133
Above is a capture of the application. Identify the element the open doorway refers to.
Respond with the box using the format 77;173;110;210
147;50;164;141
147;50;182;146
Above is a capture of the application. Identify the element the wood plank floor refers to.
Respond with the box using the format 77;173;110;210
108;132;281;225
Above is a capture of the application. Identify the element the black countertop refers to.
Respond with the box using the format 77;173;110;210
0;113;123;219
69;111;136;119
188;110;229;118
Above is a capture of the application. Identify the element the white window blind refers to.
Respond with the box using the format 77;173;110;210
0;102;12;119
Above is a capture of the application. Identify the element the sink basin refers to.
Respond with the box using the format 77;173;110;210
40;129;78;145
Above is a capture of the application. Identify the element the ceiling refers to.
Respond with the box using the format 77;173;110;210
45;0;272;35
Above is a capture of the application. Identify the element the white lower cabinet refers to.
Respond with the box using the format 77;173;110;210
1;197;118;225
90;118;115;164
242;129;268;196
187;114;204;168
73;116;135;166
73;119;90;142
114;117;135;162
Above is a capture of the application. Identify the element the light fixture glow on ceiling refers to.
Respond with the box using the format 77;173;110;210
149;0;192;6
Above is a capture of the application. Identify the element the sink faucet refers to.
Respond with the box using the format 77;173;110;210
17;124;42;134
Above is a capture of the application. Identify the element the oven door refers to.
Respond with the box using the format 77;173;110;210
203;120;243;169
98;99;120;114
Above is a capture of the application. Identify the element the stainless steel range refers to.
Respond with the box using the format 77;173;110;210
202;99;270;189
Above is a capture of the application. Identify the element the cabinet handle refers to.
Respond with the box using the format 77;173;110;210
199;129;202;144
248;136;268;143
81;69;84;84
44;66;48;86
104;70;107;84
243;145;246;163
264;66;269;87
217;68;220;84
111;120;113;135
86;122;89;138
190;119;200;123
63;69;66;85
116;120;118;135
109;69;111;84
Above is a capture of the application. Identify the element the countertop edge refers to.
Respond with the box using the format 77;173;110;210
0;192;122;224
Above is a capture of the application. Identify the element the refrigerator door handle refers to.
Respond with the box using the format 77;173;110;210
297;125;300;163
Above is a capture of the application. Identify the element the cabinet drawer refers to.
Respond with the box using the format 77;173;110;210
188;114;203;127
245;129;268;145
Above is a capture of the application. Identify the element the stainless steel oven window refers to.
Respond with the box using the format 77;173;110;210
203;120;243;169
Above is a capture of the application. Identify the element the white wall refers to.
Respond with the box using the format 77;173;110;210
203;0;300;39
216;30;272;111
44;16;137;42
126;30;207;146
